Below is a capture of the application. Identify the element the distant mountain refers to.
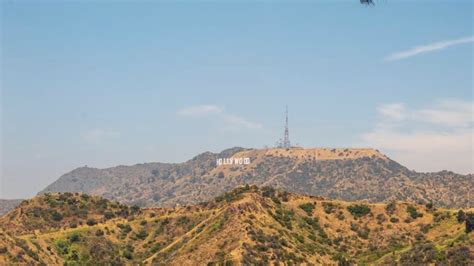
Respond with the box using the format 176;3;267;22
1;187;473;265
0;199;23;216
39;147;473;209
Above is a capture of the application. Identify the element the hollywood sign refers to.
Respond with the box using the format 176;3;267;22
216;157;251;166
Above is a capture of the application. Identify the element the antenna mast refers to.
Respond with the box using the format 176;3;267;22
283;105;291;148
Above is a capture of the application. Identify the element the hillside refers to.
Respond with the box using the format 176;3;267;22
1;187;473;265
39;147;473;209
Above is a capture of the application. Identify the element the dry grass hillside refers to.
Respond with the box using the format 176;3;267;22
40;147;473;209
1;186;473;265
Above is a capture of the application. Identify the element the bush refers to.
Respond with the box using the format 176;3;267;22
69;233;80;243
86;219;97;226
406;205;423;219
376;213;386;224
466;213;474;233
104;211;114;220
118;223;132;234
294;234;305;243
457;210;466;223
95;229;104;236
51;211;63;221
390;217;399;223
385;201;396;215
136;230;148;240
0;246;7;254
323;202;337;214
298;203;315;216
336;211;345;221
347;204;371;218
130;205;140;213
425;202;434;210
123;250;132;260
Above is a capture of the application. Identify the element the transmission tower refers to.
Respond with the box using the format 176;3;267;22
283;105;291;148
276;106;291;148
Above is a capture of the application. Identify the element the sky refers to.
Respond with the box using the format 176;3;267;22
1;0;473;199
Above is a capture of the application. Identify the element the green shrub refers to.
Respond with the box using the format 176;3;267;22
123;250;132;260
457;210;466;223
86;219;97;226
136;230;148;240
51;211;63;221
323;202;337;214
466;213;474;233
0;246;7;254
385;202;396;215
104;211;114;219
347;204;371;218
69;233;80;243
118;223;132;234
294;234;305;243
299;202;315;216
406;205;423;219
95;229;104;236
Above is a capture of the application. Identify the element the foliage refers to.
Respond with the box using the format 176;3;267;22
385;201;396;215
69;233;80;243
465;212;474;233
86;219;97;226
95;229;104;236
323;202;337;214
347;204;371;218
298;202;315;216
406;205;423;219
457;210;466;223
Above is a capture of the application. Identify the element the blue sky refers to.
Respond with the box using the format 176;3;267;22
1;1;473;198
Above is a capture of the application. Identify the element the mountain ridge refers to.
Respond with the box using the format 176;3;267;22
37;147;473;209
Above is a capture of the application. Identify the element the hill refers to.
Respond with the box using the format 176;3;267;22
39;147;473;209
1;187;473;265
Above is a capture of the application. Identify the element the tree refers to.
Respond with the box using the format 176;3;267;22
465;213;474;233
457;210;466;223
51;211;63;221
95;229;104;236
69;233;80;243
347;204;371;218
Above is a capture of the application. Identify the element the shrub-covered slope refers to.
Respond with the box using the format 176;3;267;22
1;186;473;265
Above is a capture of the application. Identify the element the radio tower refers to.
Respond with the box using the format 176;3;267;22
275;105;291;148
280;105;291;148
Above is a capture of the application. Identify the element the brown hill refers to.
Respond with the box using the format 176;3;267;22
39;147;473;209
1;186;473;265
0;192;138;235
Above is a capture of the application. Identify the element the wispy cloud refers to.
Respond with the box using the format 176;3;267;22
178;104;262;130
360;99;473;173
82;129;120;144
385;36;473;61
177;105;223;116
